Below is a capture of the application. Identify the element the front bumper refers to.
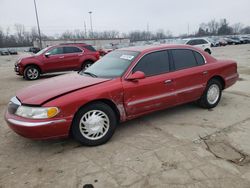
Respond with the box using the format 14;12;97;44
5;111;72;140
14;64;24;75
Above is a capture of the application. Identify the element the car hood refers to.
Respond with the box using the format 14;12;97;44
16;54;34;64
17;73;110;105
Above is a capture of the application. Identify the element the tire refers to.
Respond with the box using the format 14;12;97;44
204;49;211;54
71;102;117;146
24;65;40;80
82;61;93;70
197;79;222;109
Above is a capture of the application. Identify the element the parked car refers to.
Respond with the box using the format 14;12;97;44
207;38;220;47
5;44;238;146
224;37;241;45
15;43;100;80
0;49;9;55
8;49;18;55
217;38;228;46
181;38;212;54
98;48;113;56
241;36;250;43
28;47;41;54
230;37;245;44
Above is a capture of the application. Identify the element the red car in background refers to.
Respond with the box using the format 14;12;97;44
6;44;238;146
15;43;100;80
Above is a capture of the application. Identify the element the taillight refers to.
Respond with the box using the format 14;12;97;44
95;51;100;59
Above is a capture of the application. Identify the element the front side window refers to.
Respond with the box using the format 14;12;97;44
201;39;208;44
48;47;63;55
133;50;170;76
187;40;196;45
63;46;82;54
172;49;197;70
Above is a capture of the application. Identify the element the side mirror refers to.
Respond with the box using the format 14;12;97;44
45;52;51;58
127;71;145;81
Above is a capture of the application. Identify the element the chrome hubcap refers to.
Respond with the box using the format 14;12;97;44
27;68;39;79
79;110;110;140
207;84;220;105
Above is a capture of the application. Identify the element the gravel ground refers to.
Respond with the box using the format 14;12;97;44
0;44;250;188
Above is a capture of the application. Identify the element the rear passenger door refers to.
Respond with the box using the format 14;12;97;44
123;50;177;116
170;49;207;104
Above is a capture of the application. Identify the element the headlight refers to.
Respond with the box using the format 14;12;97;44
15;106;59;119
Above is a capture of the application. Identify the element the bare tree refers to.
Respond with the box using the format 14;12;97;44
232;23;244;34
14;24;26;43
207;19;219;35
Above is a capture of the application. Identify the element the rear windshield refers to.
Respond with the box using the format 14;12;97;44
84;45;96;52
80;50;140;78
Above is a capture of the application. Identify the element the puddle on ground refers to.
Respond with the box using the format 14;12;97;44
204;140;250;166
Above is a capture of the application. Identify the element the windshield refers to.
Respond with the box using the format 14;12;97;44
35;47;50;56
80;50;140;78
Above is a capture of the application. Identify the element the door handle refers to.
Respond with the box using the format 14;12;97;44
164;79;173;84
59;56;64;59
202;71;208;75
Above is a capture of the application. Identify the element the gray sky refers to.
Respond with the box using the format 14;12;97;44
0;0;250;36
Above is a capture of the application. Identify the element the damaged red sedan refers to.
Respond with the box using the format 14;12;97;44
5;45;238;146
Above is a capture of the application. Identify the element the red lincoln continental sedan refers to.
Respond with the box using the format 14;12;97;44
5;45;238;146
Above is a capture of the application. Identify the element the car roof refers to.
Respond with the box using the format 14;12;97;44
118;44;201;53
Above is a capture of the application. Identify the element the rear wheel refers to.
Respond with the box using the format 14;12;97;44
197;79;222;109
205;49;211;54
82;61;93;70
71;102;117;146
24;66;40;80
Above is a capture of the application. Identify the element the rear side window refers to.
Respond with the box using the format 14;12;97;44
63;46;82;54
197;39;207;45
194;51;205;65
84;45;96;52
172;49;197;70
133;50;170;76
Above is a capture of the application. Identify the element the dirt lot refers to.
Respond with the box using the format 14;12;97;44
0;45;250;188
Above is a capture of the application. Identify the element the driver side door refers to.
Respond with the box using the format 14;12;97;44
43;47;67;72
122;50;177;117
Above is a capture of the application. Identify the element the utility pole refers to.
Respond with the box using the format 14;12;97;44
84;20;87;38
188;23;190;36
88;11;93;38
33;0;42;49
147;22;149;41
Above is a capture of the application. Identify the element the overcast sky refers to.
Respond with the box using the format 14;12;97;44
0;0;250;36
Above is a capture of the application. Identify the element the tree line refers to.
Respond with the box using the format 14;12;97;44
1;19;250;48
195;19;250;37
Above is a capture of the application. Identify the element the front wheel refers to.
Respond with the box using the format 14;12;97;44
71;102;117;146
24;66;40;80
197;79;222;109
